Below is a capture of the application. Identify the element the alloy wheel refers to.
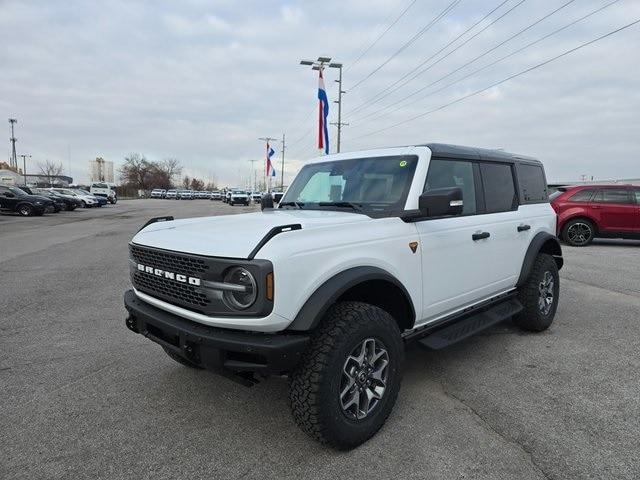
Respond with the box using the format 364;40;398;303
340;338;389;420
567;222;592;245
538;271;555;315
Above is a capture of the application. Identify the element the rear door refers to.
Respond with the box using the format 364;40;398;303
633;188;640;232
591;188;636;233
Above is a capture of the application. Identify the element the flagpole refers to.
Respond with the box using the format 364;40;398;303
258;136;277;192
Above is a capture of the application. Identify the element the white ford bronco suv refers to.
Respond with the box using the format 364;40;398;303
124;143;563;449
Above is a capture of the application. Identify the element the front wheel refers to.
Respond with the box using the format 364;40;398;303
289;301;404;450
17;204;33;216
513;253;559;332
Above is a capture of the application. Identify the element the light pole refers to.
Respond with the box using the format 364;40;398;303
299;57;346;153
280;133;285;190
19;154;31;185
248;159;258;192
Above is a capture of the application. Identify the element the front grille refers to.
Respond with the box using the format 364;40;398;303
130;245;211;312
130;245;209;275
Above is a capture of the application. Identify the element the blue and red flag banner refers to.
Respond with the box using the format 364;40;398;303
317;69;330;155
266;143;277;177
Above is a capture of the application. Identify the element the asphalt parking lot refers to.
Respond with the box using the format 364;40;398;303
1;200;639;480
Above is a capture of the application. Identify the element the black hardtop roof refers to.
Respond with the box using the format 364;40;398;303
417;143;541;165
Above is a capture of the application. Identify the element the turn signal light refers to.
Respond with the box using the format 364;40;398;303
266;272;274;301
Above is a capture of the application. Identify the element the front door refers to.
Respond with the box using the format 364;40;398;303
0;186;19;211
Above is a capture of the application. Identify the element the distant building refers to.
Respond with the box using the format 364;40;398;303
89;157;114;183
0;169;72;187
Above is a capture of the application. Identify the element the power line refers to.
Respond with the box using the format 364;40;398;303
349;18;640;142
350;0;577;123
347;0;419;72
354;0;623;127
349;0;464;91
347;0;514;117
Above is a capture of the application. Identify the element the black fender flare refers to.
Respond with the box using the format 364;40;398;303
287;266;416;332
516;232;563;287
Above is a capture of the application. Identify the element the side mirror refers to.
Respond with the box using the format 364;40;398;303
418;187;463;217
261;193;274;211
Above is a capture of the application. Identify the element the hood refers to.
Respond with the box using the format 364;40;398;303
132;209;371;258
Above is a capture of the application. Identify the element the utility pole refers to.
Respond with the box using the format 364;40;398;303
280;133;285;189
9;118;18;169
19;154;31;185
300;57;345;153
258;137;277;191
248;159;258;192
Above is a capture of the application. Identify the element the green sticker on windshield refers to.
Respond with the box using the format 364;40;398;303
399;160;407;167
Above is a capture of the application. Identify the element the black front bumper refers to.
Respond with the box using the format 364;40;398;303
124;290;309;378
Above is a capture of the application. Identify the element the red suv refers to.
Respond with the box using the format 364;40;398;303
551;185;640;246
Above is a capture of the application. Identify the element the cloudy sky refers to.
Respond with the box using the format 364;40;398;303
2;0;639;185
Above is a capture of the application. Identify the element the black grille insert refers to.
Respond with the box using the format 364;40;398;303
130;245;209;275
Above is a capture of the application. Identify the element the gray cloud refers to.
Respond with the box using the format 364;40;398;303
1;0;639;185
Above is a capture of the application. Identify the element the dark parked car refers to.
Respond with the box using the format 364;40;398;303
0;185;54;216
19;186;66;212
551;185;640;246
35;188;80;211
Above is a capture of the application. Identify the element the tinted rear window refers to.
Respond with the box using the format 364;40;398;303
480;163;517;213
593;189;632;204
517;164;547;203
568;189;596;202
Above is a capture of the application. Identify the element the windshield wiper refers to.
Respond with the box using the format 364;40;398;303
279;201;305;209
317;201;367;213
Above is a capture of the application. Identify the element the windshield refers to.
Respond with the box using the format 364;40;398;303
281;155;418;215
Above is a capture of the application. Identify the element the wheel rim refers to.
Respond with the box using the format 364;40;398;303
19;206;30;215
340;338;389;420
538;271;555;315
567;222;591;245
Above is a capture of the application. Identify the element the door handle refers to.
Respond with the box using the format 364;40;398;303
472;231;490;241
517;224;531;232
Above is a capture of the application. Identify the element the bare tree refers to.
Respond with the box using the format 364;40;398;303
159;158;182;186
38;160;65;187
182;176;191;189
119;153;155;191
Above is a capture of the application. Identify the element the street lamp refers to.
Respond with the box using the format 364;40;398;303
299;56;346;153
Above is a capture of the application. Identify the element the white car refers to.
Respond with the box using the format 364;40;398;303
228;190;250;206
52;188;98;208
90;182;118;204
165;189;177;199
150;189;166;199
124;143;563;449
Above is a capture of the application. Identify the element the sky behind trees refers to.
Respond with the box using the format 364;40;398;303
2;0;639;185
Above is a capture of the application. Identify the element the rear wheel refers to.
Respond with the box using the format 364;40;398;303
162;347;203;369
562;218;595;246
17;204;33;216
513;253;559;332
289;301;404;450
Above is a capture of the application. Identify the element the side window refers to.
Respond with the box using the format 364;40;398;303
568;189;596;202
634;189;640;204
517;164;548;203
593;189;633;204
424;159;476;215
480;163;517;213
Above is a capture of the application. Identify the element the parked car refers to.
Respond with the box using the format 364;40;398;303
150;189;166;199
551;185;640;246
125;142;562;449
90;182;118;204
165;189;177;199
77;189;107;207
252;192;262;203
35;188;81;210
0;185;54;216
210;191;222;201
52;188;99;208
229;190;250;206
18;186;65;212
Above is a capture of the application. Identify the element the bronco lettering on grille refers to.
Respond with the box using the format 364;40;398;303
137;263;201;286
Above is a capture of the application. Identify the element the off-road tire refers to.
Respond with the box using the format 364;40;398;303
561;218;595;246
513;253;559;332
162;346;203;369
289;301;404;450
17;204;33;216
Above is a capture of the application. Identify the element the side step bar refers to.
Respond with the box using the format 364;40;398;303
417;298;523;350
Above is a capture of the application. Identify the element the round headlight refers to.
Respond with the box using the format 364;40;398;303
223;267;257;310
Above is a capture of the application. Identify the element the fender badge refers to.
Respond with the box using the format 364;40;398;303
409;241;418;253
